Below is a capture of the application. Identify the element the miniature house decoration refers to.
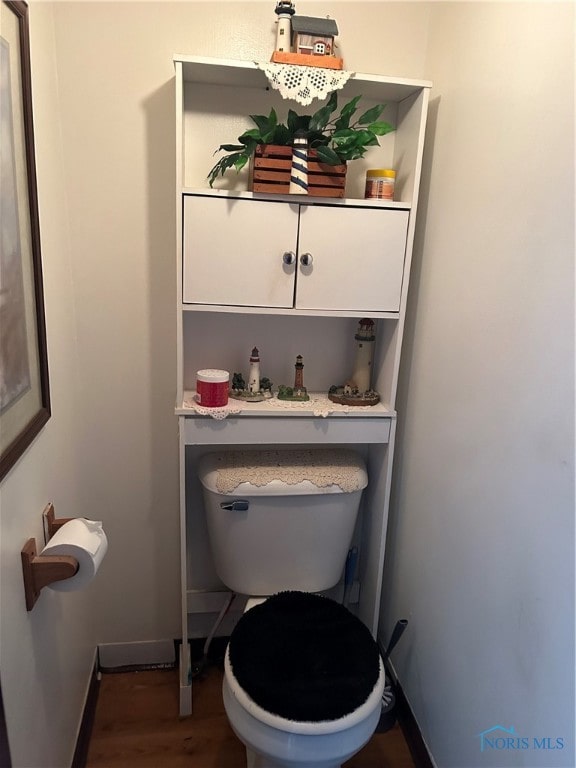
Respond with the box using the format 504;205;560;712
271;2;344;70
292;16;338;57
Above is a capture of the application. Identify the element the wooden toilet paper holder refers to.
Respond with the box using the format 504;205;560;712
21;504;79;611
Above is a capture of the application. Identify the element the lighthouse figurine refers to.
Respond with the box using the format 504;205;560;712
274;1;295;53
328;319;380;406
289;130;308;195
229;347;273;402
294;354;305;391
277;354;310;401
248;347;261;393
350;318;376;394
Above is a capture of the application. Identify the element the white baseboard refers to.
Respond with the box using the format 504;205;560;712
98;639;175;669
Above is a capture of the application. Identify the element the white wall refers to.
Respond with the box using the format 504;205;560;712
1;3;431;765
0;5;97;767
2;2;572;766
45;0;431;650
382;3;575;767
46;2;426;656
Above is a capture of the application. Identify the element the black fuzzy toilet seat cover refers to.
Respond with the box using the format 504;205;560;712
228;591;381;722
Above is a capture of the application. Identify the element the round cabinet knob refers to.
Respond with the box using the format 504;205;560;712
282;251;296;265
300;252;313;267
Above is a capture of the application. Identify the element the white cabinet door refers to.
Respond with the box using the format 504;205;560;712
183;196;297;308
295;206;409;312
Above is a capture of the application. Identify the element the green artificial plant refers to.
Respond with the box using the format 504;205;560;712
207;92;394;188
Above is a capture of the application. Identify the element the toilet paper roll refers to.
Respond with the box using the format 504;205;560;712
41;518;108;592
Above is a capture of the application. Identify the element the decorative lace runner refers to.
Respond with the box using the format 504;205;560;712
183;396;243;421
206;448;367;494
183;393;380;420
266;393;379;418
256;61;353;106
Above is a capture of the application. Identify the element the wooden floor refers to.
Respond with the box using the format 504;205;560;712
86;666;417;768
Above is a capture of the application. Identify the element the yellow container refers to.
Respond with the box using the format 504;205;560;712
364;168;396;200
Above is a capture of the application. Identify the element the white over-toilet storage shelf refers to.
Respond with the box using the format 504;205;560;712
174;55;431;715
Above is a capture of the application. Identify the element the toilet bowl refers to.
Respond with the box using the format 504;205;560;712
198;450;381;767
223;591;385;768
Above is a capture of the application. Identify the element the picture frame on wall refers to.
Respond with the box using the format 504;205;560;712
0;0;50;482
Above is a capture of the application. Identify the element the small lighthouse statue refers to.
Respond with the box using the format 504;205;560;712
350;319;376;394
328;319;380;406
274;1;295;53
289;130;308;195
294;354;305;391
248;347;261;393
277;354;309;401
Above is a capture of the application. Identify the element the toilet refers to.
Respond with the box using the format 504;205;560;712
198;448;385;768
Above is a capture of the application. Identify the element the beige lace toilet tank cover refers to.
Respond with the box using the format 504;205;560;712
199;448;368;496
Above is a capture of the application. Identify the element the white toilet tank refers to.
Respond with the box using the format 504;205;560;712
198;448;368;596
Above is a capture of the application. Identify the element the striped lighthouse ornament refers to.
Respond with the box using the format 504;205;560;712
289;130;308;195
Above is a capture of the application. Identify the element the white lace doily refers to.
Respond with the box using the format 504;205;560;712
182;392;381;420
183;396;243;421
257;61;353;106
266;393;379;418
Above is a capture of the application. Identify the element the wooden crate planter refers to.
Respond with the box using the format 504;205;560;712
250;145;346;198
